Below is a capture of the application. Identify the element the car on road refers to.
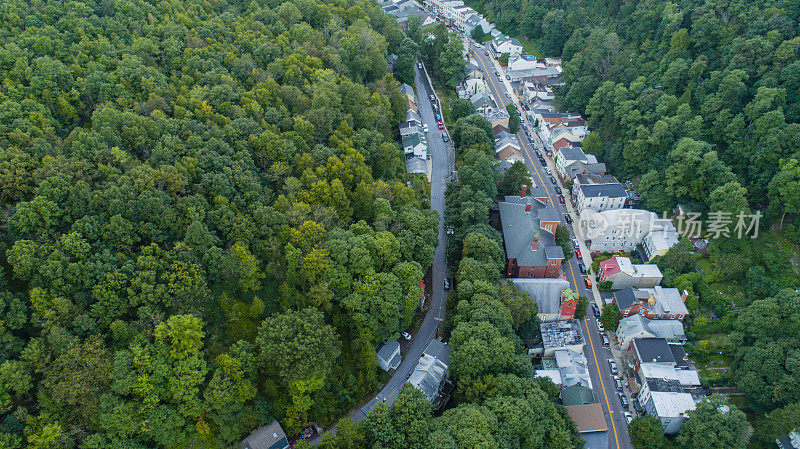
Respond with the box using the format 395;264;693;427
615;378;624;391
435;113;441;120
505;91;511;98
575;249;582;260
572;238;579;247
608;359;618;375
484;51;489;55
564;214;573;224
584;277;592;288
539;158;546;165
559;195;565;204
437;121;444;129
423;124;428;132
528;136;535;142
535;149;541;156
624;412;633;424
417;63;423;69
505;74;511;80
495;71;500;76
601;334;610;347
597;320;604;332
429;94;435;102
444;278;450;290
554;186;562;194
545;167;551;174
442;134;449;142
619;393;629;409
578;261;586;273
549;175;556;183
592;303;600;317
401;331;412;341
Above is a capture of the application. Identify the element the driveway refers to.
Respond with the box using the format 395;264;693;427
469;42;634;449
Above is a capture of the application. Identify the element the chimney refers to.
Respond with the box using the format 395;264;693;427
525;204;531;214
521;185;527;198
531;231;539;250
681;290;689;302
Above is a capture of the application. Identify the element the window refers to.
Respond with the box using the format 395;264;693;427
669;315;675;319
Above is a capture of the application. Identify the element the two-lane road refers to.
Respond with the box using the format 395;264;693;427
469;44;633;449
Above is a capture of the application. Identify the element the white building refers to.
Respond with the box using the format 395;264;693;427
575;183;629;214
616;315;687;350
641;225;680;261
583;209;679;256
490;35;523;57
638;378;697;434
598;256;663;289
407;338;450;403
464;77;488;95
377;340;401;371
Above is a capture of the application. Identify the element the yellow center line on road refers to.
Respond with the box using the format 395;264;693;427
471;49;554;208
473;47;622;449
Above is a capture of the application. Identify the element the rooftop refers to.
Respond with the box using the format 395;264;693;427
241;420;288;449
480;108;511;124
498;196;563;267
565;404;608;433
560;384;598;406
510;278;570;316
579;183;629;199
614;287;688;316
617;314;686;341
669;343;690;369
601;257;663;280
647;391;696;418
633;338;676;365
541;319;585;349
575;174;619;186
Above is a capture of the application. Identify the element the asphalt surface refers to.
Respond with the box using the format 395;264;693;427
344;63;452;423
469;42;634;449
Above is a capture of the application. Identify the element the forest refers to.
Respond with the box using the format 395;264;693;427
0;0;448;447
469;0;800;445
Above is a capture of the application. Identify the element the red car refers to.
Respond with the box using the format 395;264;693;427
484;51;489;56
559;195;565;204
437;121;444;129
576;249;582;260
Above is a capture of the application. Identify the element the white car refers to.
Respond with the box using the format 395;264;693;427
597;321;605;332
505;92;511;98
624;412;633;424
401;331;412;341
423;124;428;132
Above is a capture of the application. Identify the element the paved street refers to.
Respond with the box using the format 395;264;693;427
345;63;452;423
469;43;633;449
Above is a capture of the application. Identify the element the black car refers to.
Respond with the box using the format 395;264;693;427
442;134;449;142
564;214;573;224
592;303;600;317
578;261;586;273
539;158;546;165
549;175;556;184
619;393;629;408
554;186;562;194
444;279;451;290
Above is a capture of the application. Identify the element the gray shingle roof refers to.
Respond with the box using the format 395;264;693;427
241;421;288;449
579;183;628;198
498;196;563;267
510;278;571;315
559;147;589;162
634;338;676;365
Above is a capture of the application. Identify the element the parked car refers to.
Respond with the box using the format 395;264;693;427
549;175;556;184
572;238;579;248
505;91;511;98
442;134;449;142
624;412;633;424
554;186;562;194
601;334;610;347
559;195;565;204
435;113;441;120
545;167;551;174
539;158;546;165
401;331;412;341
596;320;604;332
437;122;444;129
592;303;600;317
535;150;541;156
495;71;500;76
528;136;535;142
584;277;592;288
564;214;573;224
615;378;623;391
444;278;450;290
484;51;489;55
423;124;428;132
429;94;435;102
575;249;582;260
505;74;511;80
608;359;618;375
619;393;629;409
578;261;586;273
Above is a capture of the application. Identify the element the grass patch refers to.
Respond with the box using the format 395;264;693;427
514;35;543;59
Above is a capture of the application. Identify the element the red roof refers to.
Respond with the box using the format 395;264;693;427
560;298;576;319
600;257;621;276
